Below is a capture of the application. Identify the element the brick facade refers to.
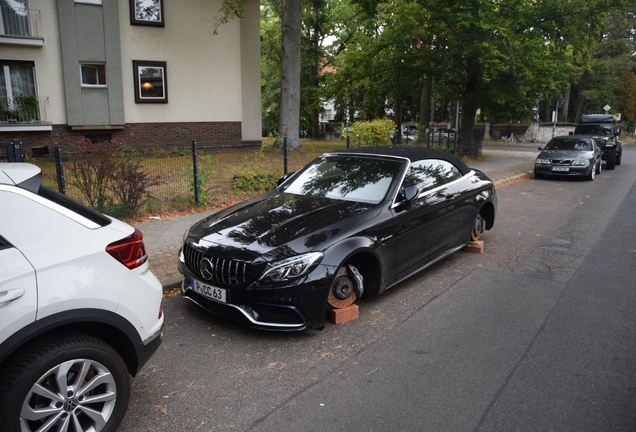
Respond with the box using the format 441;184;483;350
0;121;260;153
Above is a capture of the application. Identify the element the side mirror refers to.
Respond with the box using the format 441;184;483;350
568;131;573;135
277;172;295;187
402;184;420;202
538;146;543;150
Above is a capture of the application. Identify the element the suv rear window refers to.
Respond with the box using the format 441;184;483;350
574;124;613;136
39;186;112;227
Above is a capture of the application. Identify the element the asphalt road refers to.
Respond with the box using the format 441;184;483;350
119;144;636;432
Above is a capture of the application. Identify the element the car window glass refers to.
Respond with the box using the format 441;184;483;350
574;124;613;136
545;139;592;151
403;160;444;193
38;186;111;227
282;156;403;204
437;160;462;183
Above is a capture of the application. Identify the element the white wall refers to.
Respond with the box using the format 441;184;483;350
239;0;262;141
521;123;576;143
118;0;245;124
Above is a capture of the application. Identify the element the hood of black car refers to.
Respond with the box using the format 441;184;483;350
185;192;380;261
538;150;593;161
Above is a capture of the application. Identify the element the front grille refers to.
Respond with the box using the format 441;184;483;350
550;159;572;165
183;244;252;286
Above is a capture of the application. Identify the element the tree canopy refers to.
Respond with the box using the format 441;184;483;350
222;0;636;146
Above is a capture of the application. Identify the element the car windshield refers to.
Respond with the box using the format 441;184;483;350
544;139;593;151
574;124;613;136
281;155;403;204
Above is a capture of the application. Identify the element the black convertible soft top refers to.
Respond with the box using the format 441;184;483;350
332;146;472;176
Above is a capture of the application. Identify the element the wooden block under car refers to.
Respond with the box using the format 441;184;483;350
330;304;359;324
464;240;484;253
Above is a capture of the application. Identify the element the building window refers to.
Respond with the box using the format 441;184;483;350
0;0;31;37
133;60;167;103
130;0;164;27
1;60;39;122
74;0;102;5
80;64;107;86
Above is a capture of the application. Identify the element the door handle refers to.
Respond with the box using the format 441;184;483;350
0;288;25;305
444;193;458;201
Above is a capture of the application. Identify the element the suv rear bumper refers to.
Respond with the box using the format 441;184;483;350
136;325;163;374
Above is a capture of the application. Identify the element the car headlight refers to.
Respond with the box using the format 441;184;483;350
536;158;551;165
571;160;590;166
259;252;324;283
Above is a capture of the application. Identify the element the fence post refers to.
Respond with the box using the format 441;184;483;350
283;137;289;175
192;140;200;207
11;139;24;162
54;147;66;195
346;136;350;149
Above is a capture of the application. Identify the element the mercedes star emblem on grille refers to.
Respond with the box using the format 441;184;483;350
199;257;215;280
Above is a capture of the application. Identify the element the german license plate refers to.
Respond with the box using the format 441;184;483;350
551;167;569;172
190;278;226;303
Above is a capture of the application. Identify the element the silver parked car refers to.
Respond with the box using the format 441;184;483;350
534;136;602;180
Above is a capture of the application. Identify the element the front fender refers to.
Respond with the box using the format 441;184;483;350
321;236;379;270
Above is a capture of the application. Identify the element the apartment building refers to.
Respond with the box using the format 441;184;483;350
0;0;261;152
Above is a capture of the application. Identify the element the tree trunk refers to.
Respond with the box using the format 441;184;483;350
458;48;481;156
311;1;321;140
348;82;355;124
562;86;571;122
394;95;402;143
459;100;478;156
431;98;436;125
574;71;589;123
279;0;301;148
419;76;431;129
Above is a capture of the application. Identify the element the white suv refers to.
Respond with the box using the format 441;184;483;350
0;163;164;432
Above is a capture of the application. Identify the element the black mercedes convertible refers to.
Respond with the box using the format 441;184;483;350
178;146;497;330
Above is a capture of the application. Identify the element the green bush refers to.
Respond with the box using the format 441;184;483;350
15;94;40;122
233;146;278;192
68;139;160;217
342;119;395;147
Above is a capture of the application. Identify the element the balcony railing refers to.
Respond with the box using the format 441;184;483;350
1;96;50;125
0;5;40;39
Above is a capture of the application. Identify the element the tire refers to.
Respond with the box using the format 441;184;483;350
616;152;622;166
596;160;601;175
534;168;543;179
586;164;596;181
509;137;516;144
471;213;485;241
0;334;130;432
327;266;357;309
606;150;616;170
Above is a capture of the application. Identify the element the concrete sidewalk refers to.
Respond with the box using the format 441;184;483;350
135;146;539;290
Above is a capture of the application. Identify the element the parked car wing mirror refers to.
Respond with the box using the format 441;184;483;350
277;172;295;186
568;131;574;135
402;184;420;202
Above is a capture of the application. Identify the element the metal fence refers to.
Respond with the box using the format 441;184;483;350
3;137;484;220
16;140;311;219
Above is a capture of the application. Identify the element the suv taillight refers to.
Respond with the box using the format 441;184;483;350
106;229;148;269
